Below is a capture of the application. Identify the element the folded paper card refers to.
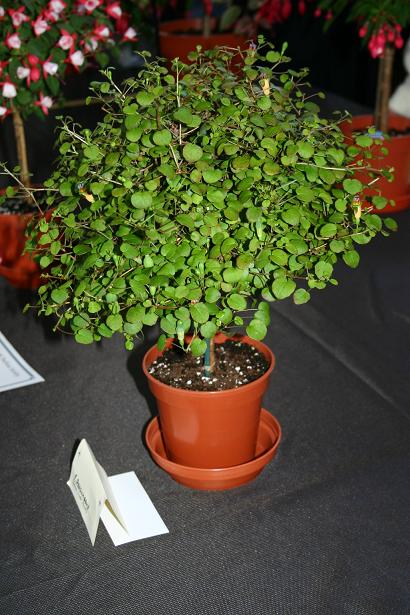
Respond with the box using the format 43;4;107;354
0;331;44;393
67;439;168;546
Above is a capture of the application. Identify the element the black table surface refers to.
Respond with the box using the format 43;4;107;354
0;210;409;615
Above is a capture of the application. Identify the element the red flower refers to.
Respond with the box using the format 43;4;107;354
122;26;137;42
5;32;22;50
8;8;30;28
0;104;11;120
93;23;111;40
58;30;75;50
33;15;50;36
106;2;122;19
35;92;54;115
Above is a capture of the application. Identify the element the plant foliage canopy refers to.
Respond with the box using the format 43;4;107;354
26;41;396;354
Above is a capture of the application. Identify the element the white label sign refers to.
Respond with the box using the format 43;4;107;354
0;331;44;392
67;439;168;546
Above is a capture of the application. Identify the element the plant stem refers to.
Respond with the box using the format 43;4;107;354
12;108;30;188
204;336;215;376
374;44;394;134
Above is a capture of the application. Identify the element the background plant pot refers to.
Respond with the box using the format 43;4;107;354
159;19;248;65
0;212;41;289
341;114;410;214
143;334;275;469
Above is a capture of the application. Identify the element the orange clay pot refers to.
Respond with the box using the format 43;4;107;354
142;333;275;469
341;114;410;214
159;19;248;66
0;212;41;289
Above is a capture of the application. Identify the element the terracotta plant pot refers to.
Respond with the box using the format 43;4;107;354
142;333;275;469
0;212;41;289
340;114;410;214
159;18;248;66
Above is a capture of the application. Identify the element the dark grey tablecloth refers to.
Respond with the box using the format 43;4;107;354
1;211;409;615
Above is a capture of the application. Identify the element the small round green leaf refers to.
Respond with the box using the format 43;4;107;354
131;192;152;209
246;319;267;341
200;321;218;338
190;303;209;324
106;314;123;331
342;250;360;269
51;288;68;304
293;288;310;305
343;179;362;195
272;277;296;299
227;294;247;311
75;329;94;345
153;129;172;146
190;337;207;356
182;143;203;162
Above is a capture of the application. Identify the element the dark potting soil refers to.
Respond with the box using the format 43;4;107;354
148;340;269;391
0;196;38;215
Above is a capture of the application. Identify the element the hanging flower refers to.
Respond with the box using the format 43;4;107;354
2;80;17;98
17;65;31;80
5;32;22;49
0;105;10;119
77;0;103;14
122;26;137;42
106;2;122;19
93;23;110;40
8;8;30;28
83;36;99;52
0;7;5;19
33;16;50;36
49;0;66;13
43;60;59;76
57;30;75;50
35;92;53;114
68;49;85;68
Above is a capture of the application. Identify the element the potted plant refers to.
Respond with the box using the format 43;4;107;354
314;0;410;212
0;0;139;288
158;0;260;64
21;41;395;490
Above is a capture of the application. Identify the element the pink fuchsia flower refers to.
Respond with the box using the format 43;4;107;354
5;32;22;50
0;105;11;119
106;2;122;19
77;0;102;14
35;92;53;115
93;23;111;40
43;60;59;76
57;30;75;50
2;81;17;99
33;16;50;36
16;57;41;86
83;36;99;52
49;0;66;13
68;49;85;68
0;7;5;19
8;8;30;28
17;65;31;80
122;27;137;42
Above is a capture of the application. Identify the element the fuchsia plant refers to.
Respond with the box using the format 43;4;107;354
314;0;410;131
0;0;138;121
0;0;140;188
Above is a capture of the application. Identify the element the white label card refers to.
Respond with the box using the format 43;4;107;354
0;331;44;392
67;439;168;546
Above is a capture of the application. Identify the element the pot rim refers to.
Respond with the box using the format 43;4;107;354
142;333;275;396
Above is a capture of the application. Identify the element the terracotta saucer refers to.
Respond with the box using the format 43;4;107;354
145;408;282;491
